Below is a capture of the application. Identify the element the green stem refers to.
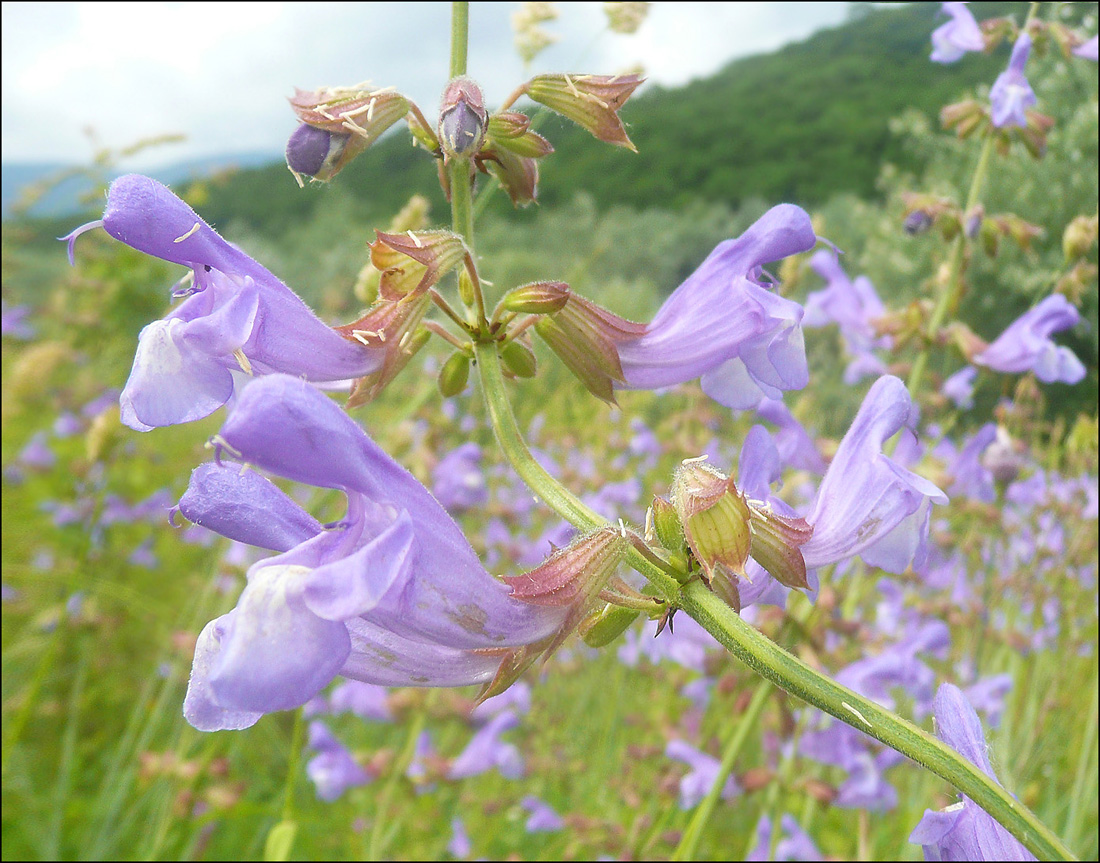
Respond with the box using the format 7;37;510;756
473;340;1074;861
907;133;994;397
674;679;772;860
449;2;468;78
281;708;306;820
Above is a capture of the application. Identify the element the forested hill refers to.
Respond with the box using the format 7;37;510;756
140;2;1025;233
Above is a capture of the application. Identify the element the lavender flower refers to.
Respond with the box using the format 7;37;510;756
909;684;1036;861
448;711;524;780
943;366;978;410
664;739;740;809
972;295;1086;384
305;720;371;801
930;3;985;63
63;175;383;431
1;301;36;340
989;33;1037;129
747;814;823;861
1073;35;1098;61
448;816;472;858
431;442;489;512
617;205;817;409
180;375;573;731
520;795;564;832
802;376;948;573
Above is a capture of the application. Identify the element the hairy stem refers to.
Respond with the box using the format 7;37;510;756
474;340;1074;860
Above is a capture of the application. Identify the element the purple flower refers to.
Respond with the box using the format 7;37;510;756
990;33;1037;128
179;375;572;732
909;684;1037;861
803;250;891;385
802;376;948;573
448;816;472;858
943;366;978;410
754;397;826;474
18;432;55;470
2;301;36;340
328;680;393;722
1073;35;1098;61
305;720;371;801
448;710;524;780
664;739;740;809
972;295;1085;384
747;814;823;861
64;175;383;431
431;442;489;512
521;795;564;832
931;3;985;63
617;205;818;409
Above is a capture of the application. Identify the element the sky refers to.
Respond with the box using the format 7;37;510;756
2;1;853;170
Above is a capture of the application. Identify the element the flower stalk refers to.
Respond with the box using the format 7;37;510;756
452;3;1072;857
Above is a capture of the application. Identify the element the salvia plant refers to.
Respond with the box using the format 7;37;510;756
3;1;1097;860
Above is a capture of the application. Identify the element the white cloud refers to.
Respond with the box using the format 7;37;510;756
1;1;851;169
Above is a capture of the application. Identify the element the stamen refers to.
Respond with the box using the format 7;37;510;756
233;348;253;375
173;222;201;244
681;454;709;465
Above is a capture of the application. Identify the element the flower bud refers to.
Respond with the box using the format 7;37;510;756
481;145;541;207
500;281;570;314
501;339;538;378
287;85;411;184
579;603;641;647
671;460;752;587
438;77;488;160
904;209;933;235
438;351;471;397
648;496;684;552
1063;214;1098;262
286;124;348;179
524;73;644;150
964;206;984;239
487;113;555;158
980;426;1025;485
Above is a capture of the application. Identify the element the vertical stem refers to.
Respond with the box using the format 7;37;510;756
673;679;772;860
907;133;994;397
450;2;469;78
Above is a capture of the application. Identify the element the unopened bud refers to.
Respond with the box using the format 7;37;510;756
649;496;684;552
964;206;984;239
286;124;347;179
904;210;933;236
981;426;1025;484
439;77;488;160
1063;214;1098;262
287;85;411;183
438;351;471;397
580;603;641;647
672;461;752;582
86;406;122;463
501;339;538;378
501;281;570;314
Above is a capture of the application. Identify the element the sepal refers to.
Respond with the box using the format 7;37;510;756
533;288;646;404
370;230;470;298
524;74;643;150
